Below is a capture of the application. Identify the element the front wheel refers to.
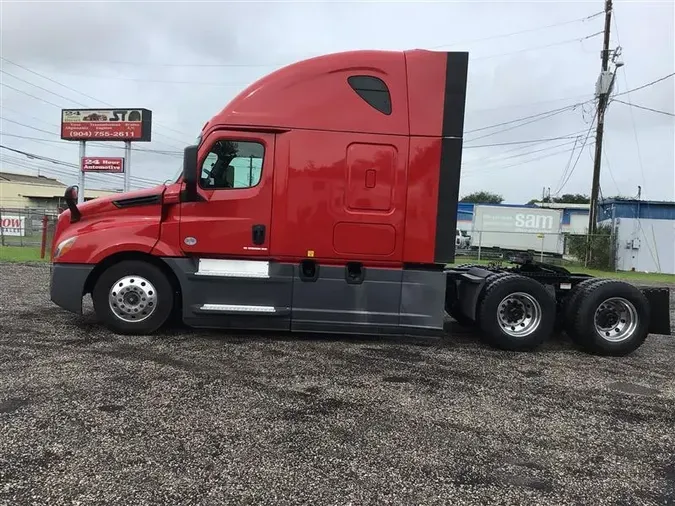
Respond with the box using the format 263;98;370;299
92;260;174;335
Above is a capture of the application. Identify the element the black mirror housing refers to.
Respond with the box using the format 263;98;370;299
182;144;199;202
64;185;81;222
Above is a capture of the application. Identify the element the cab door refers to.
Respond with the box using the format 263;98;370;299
177;130;291;332
179;130;275;256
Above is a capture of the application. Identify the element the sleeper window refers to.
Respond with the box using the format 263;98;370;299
347;75;392;115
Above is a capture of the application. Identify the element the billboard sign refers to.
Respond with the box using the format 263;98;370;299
1;215;26;237
81;157;125;173
61;108;152;142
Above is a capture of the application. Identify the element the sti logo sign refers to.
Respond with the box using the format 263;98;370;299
61;108;152;142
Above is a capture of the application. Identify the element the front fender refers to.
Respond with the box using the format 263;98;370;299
54;217;161;264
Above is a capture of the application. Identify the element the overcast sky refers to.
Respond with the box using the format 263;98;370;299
1;0;673;204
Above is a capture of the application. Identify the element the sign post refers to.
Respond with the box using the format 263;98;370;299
78;141;86;204
60;108;152;200
124;140;132;192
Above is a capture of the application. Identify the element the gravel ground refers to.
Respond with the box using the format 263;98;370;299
1;262;674;506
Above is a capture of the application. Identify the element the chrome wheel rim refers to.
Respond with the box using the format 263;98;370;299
593;297;638;342
497;292;542;337
108;275;157;323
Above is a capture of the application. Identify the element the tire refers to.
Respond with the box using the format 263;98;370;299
560;277;605;343
570;279;650;356
92;260;174;335
476;274;556;352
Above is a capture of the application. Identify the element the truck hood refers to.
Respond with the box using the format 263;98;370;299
51;184;169;262
74;184;167;217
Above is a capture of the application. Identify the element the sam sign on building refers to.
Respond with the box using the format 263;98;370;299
81;157;125;174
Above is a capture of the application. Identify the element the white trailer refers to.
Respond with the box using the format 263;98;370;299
470;205;565;256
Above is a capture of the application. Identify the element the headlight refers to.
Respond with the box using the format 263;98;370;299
53;236;77;259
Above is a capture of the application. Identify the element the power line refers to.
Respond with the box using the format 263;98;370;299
463;138;581;168
612;14;646;193
553;108;598;195
556;137;580;193
612;98;674;117
471;31;604;62
0;147;163;187
463;135;580;165
0;151;161;185
0;57;192;144
465;106;581;143
40;70;252;88
1;80;186;152
23;57;285;69
1;156;131;190
1;159;157;190
468;93;593;113
1;83;63;108
1;116;56;136
430;10;603;48
602;141;621;195
0;126;182;156
462;143;594;178
1;69;88;107
465;101;589;134
613;72;675;97
463;133;589;148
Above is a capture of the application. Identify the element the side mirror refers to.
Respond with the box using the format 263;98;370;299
64;185;81;223
64;185;78;202
182;144;199;202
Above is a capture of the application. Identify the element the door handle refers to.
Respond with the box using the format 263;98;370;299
252;224;266;245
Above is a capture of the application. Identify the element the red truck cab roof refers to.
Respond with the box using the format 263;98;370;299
203;49;466;138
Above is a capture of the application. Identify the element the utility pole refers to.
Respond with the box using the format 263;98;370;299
587;0;613;234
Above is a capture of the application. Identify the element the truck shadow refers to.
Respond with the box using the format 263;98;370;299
155;316;580;352
60;305;583;353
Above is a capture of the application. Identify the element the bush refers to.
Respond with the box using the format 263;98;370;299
565;224;615;270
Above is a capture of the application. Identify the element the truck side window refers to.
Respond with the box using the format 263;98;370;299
199;140;264;190
347;75;392;115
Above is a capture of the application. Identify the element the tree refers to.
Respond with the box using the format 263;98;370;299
605;195;634;201
527;193;590;205
460;191;504;204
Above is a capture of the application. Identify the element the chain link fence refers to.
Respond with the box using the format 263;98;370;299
455;224;618;271
0;207;59;257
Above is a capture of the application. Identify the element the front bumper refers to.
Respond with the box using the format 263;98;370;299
50;263;95;314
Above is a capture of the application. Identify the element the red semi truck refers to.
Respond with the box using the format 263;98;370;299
49;49;671;355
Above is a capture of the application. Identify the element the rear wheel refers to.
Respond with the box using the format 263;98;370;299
92;260;174;335
560;277;604;343
571;279;650;356
477;274;556;351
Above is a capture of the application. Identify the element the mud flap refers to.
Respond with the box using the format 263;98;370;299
639;286;672;336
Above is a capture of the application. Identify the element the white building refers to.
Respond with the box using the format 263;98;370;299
532;202;590;234
598;199;675;274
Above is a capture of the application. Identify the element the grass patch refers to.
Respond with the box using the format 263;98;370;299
0;246;48;263
448;258;675;283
